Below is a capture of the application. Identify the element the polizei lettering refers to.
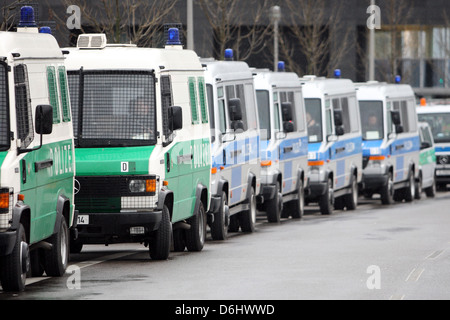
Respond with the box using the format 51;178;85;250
49;143;74;177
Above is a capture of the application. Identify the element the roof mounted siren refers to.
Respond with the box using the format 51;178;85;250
225;49;234;61
334;69;341;79
17;6;38;33
166;28;182;48
278;61;285;72
395;75;402;84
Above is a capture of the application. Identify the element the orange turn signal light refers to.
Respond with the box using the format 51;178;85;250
146;179;157;193
369;156;386;161
261;160;272;167
308;160;325;166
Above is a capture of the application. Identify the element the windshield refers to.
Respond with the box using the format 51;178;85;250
305;98;323;143
418;112;450;143
359;101;384;140
0;62;9;151
68;70;157;148
256;90;271;140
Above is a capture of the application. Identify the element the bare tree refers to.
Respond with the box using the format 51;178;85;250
1;0;29;31
277;0;352;77
198;0;272;61
50;0;180;47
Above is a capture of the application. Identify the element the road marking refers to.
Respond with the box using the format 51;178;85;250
427;250;444;260
405;268;425;282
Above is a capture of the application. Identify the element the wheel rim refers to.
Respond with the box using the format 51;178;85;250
410;174;415;198
198;210;205;246
299;185;304;215
60;225;68;268
388;175;394;197
352;180;358;206
250;193;256;225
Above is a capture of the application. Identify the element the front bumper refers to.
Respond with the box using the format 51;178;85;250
0;231;17;257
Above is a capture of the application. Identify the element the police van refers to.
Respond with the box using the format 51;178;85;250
0;7;76;292
65;29;211;259
254;64;309;222
302;75;363;215
202;50;261;240
356;82;420;203
417;105;450;190
415;122;437;198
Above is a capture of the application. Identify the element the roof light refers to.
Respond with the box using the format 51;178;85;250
225;48;233;61
278;61;285;72
334;69;341;79
39;26;52;34
395;75;401;84
18;6;37;28
167;28;182;46
420;98;427;107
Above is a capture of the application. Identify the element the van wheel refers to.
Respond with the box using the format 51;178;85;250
381;172;394;205
211;191;229;240
0;224;29;292
267;183;282;223
403;170;416;202
319;178;334;215
425;176;437;198
186;202;206;252
291;180;304;219
415;174;422;200
149;205;171;260
240;187;256;232
44;218;69;277
344;176;358;210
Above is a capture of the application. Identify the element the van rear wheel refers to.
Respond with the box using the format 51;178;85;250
44;218;69;277
381;172;394;205
319;178;334;215
267;183;282;223
210;191;229;240
149;205;171;260
186;202;207;252
240;187;256;232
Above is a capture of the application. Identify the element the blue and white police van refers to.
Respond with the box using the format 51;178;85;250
202;50;261;240
357;82;420;204
302;75;363;215
253;63;309;222
417;104;450;190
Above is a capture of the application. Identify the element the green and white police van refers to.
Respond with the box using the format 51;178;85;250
65;29;211;259
302;74;363;215
415;122;437;198
417;105;450;190
357;81;420;204
0;7;76;292
202;50;261;240
254;63;309;222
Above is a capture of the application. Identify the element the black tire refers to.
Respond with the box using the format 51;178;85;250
172;229;186;252
0;224;29;292
344;176;358;211
186;202;207;252
319;178;334;215
425;175;437;198
403;170;416;202
291;180;304;219
210;192;229;240
239;188;256;232
267;183;282;223
149;205;171;260
44;218;69;277
415;174;423;200
381;172;395;205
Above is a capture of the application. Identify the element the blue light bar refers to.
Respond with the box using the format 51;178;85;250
334;69;341;79
225;49;233;61
278;61;285;72
19;6;37;28
39;27;52;34
167;28;182;46
395;75;401;84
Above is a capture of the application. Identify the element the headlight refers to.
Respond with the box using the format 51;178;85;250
129;178;157;194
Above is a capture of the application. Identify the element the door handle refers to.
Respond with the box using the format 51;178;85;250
34;159;53;172
396;144;404;151
335;147;346;154
177;154;193;164
284;146;293;153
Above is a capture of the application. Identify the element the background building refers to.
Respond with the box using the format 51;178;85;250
2;0;450;99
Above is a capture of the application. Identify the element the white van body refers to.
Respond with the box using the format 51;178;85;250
357;83;420;203
254;70;309;222
417;105;450;189
202;58;261;239
302;76;363;215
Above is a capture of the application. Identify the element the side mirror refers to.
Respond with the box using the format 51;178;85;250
333;110;344;127
421;141;431;150
228;98;243;121
281;102;293;122
327;134;338;142
395;125;404;134
35;105;53;135
169;106;183;131
335;126;345;136
284;121;295;133
391;110;401;126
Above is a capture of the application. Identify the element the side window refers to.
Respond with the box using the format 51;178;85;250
217;87;227;134
273;92;281;132
325;100;333;137
161;75;173;140
386;101;393;135
294;91;305;132
235;84;248;131
14;64;34;148
206;84;215;141
198;77;208;124
340;97;351;134
58;66;71;122
47;66;61;124
400;101;410;132
188;77;199;124
408;99;417;133
422;126;433;145
281;91;297;132
244;83;257;130
348;96;360;133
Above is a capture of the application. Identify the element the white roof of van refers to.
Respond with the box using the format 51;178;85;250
201;59;253;83
417;105;450;114
64;45;203;72
0;30;63;60
254;70;301;90
300;76;355;98
356;82;415;100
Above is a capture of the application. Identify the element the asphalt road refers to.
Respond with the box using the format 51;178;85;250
2;190;450;301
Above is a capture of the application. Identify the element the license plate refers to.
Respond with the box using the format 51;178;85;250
436;170;450;176
77;215;89;225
